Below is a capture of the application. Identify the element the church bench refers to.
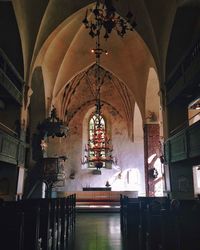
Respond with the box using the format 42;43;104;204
18;199;52;250
120;196;141;249
121;197;200;250
0;195;76;250
120;196;165;250
0;207;24;250
160;209;181;250
0;202;41;250
58;195;76;250
180;212;200;250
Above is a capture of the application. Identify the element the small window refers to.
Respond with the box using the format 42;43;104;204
188;97;200;125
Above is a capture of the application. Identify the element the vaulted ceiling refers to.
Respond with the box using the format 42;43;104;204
10;0;200;131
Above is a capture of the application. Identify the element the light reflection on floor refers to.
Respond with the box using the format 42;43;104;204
68;213;125;250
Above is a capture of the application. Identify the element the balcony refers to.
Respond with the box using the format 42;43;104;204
164;120;200;164
0;122;25;166
166;37;200;105
0;48;24;105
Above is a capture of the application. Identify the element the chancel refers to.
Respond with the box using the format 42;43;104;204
0;0;200;249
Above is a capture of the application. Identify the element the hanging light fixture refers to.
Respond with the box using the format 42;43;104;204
81;95;118;169
81;0;135;171
82;0;136;39
38;106;69;139
81;45;117;169
81;29;117;170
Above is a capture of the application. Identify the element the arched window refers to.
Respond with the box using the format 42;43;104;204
88;114;106;168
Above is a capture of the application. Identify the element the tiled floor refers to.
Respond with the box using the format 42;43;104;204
68;212;125;250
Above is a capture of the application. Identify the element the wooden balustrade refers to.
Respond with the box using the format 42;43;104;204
165;119;200;163
0;48;24;105
0;128;26;166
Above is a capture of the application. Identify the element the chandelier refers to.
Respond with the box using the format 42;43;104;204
82;0;136;39
38;106;69;139
81;97;118;169
81;0;135;171
81;46;116;169
81;38;116;169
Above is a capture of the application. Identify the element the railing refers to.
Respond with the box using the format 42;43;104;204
169;110;200;136
0;48;24;91
166;36;200;92
0;125;25;166
169;120;188;137
0;48;24;105
166;36;200;105
0;121;18;137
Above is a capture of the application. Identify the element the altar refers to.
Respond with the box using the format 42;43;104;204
82;187;111;191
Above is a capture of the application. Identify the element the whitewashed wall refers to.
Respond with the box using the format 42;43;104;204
46;104;145;196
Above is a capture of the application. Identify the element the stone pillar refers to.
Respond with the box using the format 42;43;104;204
144;124;161;196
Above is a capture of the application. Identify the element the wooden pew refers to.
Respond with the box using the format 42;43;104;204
18;199;52;250
120;195;140;249
0;195;76;250
158;199;200;250
120;196;171;250
0;207;24;250
177;200;200;250
49;199;59;250
160;209;181;250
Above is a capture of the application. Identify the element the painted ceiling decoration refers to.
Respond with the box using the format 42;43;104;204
60;63;135;140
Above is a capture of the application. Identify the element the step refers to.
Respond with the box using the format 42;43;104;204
76;205;120;213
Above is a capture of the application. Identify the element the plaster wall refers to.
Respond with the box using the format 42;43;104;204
193;166;200;197
46;104;145;196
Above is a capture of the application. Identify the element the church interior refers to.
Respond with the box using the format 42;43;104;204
0;0;200;249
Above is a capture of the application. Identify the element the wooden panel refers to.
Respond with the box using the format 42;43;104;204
0;132;18;164
0;69;23;105
165;120;200;163
188;121;200;158
43;157;59;175
164;140;170;163
170;131;187;162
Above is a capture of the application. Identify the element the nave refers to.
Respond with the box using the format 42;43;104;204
1;195;200;250
68;212;125;250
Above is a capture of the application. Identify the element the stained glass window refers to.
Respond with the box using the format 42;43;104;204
88;114;106;168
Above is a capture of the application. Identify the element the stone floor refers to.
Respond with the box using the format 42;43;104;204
68;212;127;250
